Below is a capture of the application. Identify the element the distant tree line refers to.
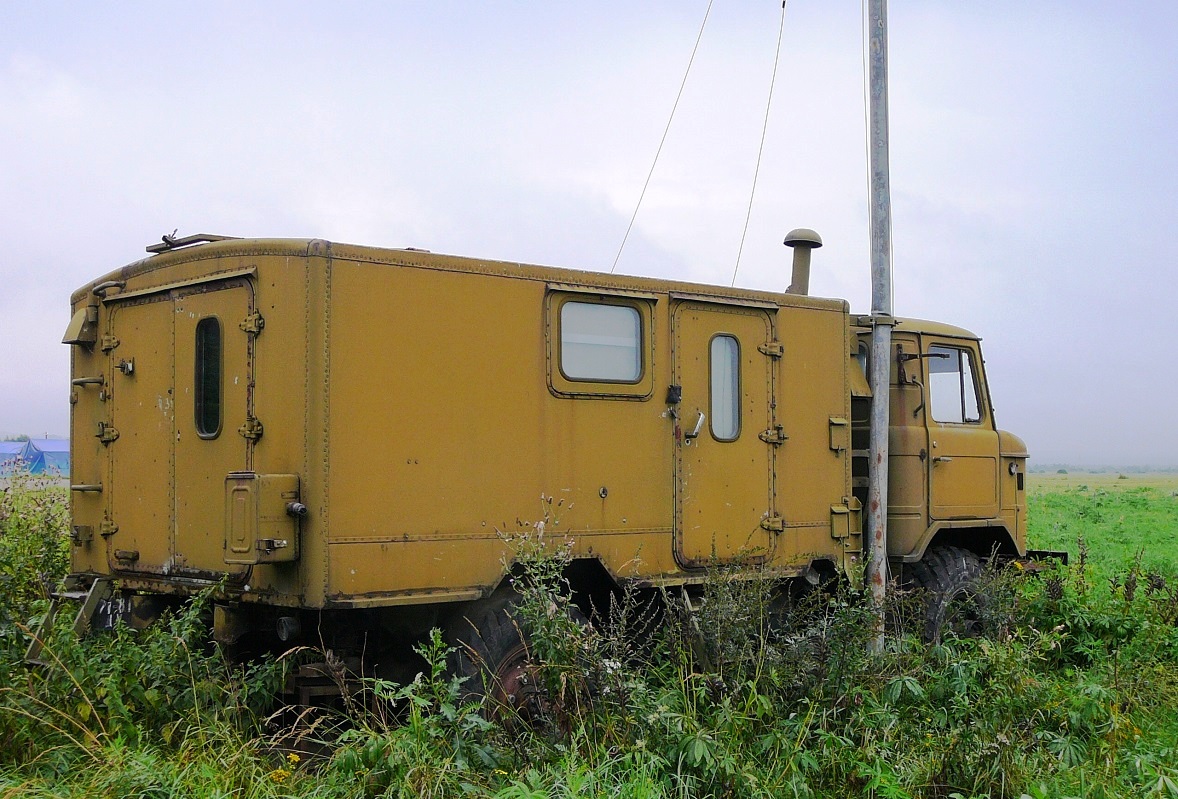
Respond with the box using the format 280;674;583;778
1029;463;1178;474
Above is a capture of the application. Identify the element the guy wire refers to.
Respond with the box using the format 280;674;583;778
731;1;789;287
610;0;715;274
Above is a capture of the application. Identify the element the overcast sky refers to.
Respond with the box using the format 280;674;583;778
2;2;1175;466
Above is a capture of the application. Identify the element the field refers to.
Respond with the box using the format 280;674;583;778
1028;473;1178;570
1;473;1177;798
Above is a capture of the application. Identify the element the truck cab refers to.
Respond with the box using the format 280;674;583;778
852;319;1028;568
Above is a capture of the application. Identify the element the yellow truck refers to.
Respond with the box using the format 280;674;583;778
57;233;1030;699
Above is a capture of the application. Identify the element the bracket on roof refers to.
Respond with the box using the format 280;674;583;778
146;232;239;254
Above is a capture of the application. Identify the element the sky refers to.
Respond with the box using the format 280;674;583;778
2;2;1176;466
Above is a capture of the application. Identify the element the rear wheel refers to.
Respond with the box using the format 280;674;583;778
908;546;986;643
446;591;541;716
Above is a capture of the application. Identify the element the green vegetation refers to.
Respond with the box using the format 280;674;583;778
1028;474;1178;570
1;477;1177;797
0;472;69;627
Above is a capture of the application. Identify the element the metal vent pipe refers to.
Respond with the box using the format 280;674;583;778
784;228;823;295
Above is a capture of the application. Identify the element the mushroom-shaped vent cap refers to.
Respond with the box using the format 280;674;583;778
784;228;823;249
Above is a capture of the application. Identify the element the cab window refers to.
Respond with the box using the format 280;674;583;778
928;344;981;423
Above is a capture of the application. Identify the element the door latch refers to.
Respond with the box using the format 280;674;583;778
96;422;120;444
759;426;788;445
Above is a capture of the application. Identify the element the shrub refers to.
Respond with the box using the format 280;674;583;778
0;588;284;773
0;472;69;628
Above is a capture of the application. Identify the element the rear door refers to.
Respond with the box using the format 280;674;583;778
106;297;175;574
672;302;777;566
103;275;256;578
172;278;255;577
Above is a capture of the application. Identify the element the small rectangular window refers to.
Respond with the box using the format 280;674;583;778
560;301;642;382
194;317;222;438
710;335;740;440
928;344;981;424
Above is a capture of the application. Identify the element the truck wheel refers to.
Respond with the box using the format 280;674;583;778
908;546;986;643
446;591;540;716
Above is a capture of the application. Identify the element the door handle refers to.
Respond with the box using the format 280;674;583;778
685;411;706;440
933;456;954;464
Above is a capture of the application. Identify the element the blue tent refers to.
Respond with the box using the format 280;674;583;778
15;440;71;476
0;442;23;476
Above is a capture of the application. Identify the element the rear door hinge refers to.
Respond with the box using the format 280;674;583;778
100;518;119;537
759;425;788;445
758;341;784;358
238;416;264;441
760;515;785;533
96;421;120;444
100;334;120;352
239;310;265;335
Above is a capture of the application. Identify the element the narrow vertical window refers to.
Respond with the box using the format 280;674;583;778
710;335;740;440
194;317;222;438
960;350;980;422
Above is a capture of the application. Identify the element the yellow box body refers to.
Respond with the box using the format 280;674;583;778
65;238;1024;611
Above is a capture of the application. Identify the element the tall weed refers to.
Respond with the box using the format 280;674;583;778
0;472;68;628
323;629;503;798
0;589;283;774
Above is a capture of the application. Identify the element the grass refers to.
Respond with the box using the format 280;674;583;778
1028;473;1178;570
0;474;1176;797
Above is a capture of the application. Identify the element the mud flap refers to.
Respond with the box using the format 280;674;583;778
1025;549;1069;566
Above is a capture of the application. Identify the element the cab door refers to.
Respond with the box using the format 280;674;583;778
924;338;1000;520
672;302;777;566
172;278;255;578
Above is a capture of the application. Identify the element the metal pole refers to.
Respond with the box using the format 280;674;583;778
866;0;893;653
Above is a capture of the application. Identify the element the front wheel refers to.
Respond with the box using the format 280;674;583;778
907;546;987;643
